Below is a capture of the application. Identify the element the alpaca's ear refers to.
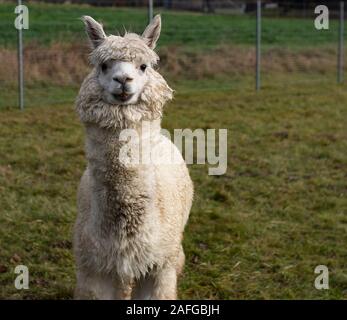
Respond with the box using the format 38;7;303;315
142;14;161;49
82;16;106;49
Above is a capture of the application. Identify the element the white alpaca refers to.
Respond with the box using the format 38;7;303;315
73;15;193;300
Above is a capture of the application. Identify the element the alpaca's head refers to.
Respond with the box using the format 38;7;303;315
77;15;172;129
82;14;164;106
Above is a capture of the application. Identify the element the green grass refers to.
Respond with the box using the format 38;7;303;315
0;75;347;299
0;2;343;49
1;1;347;300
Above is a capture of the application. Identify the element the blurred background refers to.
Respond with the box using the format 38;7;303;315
0;1;346;300
0;0;346;107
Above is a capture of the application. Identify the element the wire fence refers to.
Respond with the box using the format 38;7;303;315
0;1;346;109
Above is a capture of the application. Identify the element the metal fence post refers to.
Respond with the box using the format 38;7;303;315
148;0;153;23
338;1;344;83
256;0;261;91
17;0;24;110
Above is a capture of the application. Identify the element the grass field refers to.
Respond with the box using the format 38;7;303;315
0;3;347;300
1;76;347;299
0;2;344;48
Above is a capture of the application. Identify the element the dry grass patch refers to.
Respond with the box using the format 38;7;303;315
0;43;341;86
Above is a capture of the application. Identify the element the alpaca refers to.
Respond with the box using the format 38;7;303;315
73;15;193;300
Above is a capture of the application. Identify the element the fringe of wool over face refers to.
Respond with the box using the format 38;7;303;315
74;15;193;300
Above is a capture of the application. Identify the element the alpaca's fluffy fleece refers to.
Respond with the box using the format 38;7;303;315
76;65;172;129
76;31;172;129
90;33;159;66
73;16;193;300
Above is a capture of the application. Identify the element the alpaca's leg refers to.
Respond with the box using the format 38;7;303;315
175;246;185;276
75;270;131;300
132;265;178;300
151;265;178;300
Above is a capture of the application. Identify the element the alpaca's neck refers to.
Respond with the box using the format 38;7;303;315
84;119;161;235
85;119;161;162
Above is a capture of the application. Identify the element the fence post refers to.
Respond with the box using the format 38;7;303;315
148;0;153;23
338;1;344;83
256;0;261;91
17;0;24;110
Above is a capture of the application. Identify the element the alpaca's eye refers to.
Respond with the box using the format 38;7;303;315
140;64;147;72
101;63;107;72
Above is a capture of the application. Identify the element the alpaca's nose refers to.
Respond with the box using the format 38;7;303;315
113;76;133;85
